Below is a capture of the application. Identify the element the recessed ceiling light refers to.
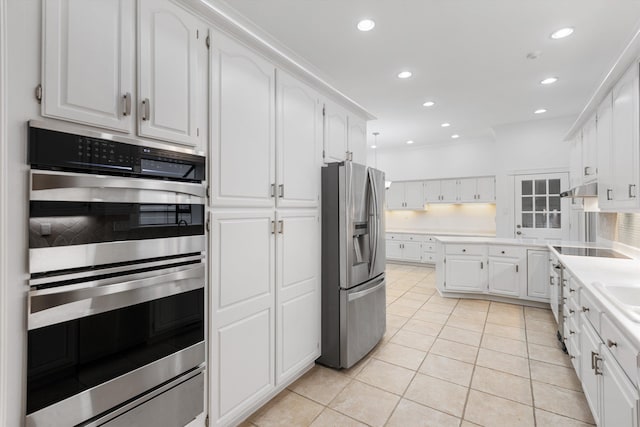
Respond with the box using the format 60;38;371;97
371;145;377;149
451;134;460;139
423;101;435;107
397;71;412;79
550;27;574;40
357;19;375;32
540;77;558;85
534;108;547;114
406;140;414;144
441;123;451;128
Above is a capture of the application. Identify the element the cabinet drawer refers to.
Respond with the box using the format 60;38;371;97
601;314;638;386
488;245;524;258
445;244;485;256
580;289;602;332
423;244;436;253
422;253;436;263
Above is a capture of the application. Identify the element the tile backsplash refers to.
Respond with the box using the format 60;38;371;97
599;212;640;249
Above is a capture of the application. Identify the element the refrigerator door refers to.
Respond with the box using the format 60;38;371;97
340;274;386;368
341;163;385;289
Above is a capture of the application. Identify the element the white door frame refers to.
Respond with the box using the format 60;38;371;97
0;0;8;424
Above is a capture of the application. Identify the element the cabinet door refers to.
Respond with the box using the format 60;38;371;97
440;179;458;203
598;93;614;210
276;211;320;385
611;63;640;208
445;255;485;292
402;242;422;262
348;116;367;165
582;115;598;183
476;177;495;202
424;180;441;203
211;33;276;208
569;134;584;189
386;182;405;210
602;345;639;427
43;0;134;132
488;256;520;297
581;320;602;426
404;182;424;209
276;70;320;208
458;178;477;203
209;210;275;426
138;0;205;146
324;100;349;163
527;250;549;300
386;240;403;260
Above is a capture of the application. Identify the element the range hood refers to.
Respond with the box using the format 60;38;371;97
560;182;598;198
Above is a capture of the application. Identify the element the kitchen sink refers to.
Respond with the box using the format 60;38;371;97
593;282;640;322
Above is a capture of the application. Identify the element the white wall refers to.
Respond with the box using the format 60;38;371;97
3;1;40;425
372;115;575;238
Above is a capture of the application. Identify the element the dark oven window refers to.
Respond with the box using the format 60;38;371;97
29;202;204;248
26;288;204;414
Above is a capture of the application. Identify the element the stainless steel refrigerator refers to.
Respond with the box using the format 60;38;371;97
318;161;386;369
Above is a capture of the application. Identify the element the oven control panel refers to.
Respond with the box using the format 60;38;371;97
28;125;205;182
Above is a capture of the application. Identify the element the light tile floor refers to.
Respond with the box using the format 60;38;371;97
243;264;595;427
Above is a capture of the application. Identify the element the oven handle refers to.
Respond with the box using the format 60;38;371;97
31;170;206;199
28;263;204;330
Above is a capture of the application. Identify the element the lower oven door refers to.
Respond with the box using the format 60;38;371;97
26;263;205;427
340;274;386;369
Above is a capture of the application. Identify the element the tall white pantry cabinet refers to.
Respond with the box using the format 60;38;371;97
208;30;367;426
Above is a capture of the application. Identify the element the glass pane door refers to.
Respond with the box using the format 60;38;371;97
515;173;569;240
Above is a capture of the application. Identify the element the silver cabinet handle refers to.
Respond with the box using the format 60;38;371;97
278;184;284;198
584;166;593;176
278;220;284;234
480;261;484;269
569;288;576;293
515;264;519;273
607;339;617;348
122;92;132;116
271;220;276;234
550;276;554;286
582;306;590;312
141;98;150;121
607;188;613;200
629;184;637;198
593;352;603;375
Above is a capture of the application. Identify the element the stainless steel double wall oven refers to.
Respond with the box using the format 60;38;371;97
26;121;207;427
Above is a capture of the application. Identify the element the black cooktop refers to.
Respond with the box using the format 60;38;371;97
552;246;631;259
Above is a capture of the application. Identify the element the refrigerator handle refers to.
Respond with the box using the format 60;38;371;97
367;168;379;277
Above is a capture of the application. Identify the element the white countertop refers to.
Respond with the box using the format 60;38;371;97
386;229;496;237
434;235;555;247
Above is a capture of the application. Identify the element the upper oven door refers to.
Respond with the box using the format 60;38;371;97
29;170;206;274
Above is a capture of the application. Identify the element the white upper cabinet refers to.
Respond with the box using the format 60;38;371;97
386;182;423;209
43;0;208;149
42;0;135;132
611;62;640;209
458;178;477;202
598;93;614;210
476;176;496;202
276;71;321;208
138;0;205;147
348;116;367;165
211;32;276;208
323;100;349;163
424;180;441;203
440;179;459;203
582;114;598;183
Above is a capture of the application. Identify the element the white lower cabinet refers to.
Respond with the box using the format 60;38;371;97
579;294;640;427
527;249;550;299
276;211;320;384
444;255;485;292
210;210;320;426
487;256;520;297
385;240;421;261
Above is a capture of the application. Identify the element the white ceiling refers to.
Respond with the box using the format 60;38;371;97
219;0;640;149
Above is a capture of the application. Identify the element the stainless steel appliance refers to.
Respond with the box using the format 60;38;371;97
26;121;207;427
318;161;386;369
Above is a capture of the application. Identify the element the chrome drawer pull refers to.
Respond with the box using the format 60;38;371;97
582;306;590;312
607;339;617;348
